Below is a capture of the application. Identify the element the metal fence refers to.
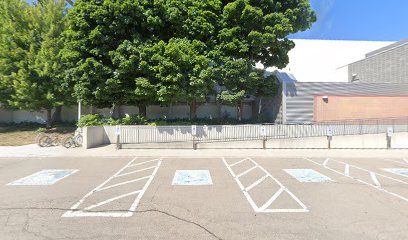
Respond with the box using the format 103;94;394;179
119;117;408;146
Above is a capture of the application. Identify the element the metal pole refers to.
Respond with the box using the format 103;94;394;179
262;137;267;150
78;101;82;121
327;136;332;149
116;134;120;150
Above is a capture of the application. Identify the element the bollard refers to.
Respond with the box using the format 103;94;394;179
116;135;121;150
191;125;197;150
262;137;267;150
386;127;393;149
326;127;333;149
192;136;197;150
115;125;121;150
327;136;332;149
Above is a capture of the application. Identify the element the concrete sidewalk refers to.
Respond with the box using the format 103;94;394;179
1;144;408;159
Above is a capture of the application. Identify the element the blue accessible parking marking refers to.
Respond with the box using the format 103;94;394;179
382;168;408;178
7;169;79;186
284;169;332;183
172;170;213;185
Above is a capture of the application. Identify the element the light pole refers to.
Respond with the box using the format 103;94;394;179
78;101;82;121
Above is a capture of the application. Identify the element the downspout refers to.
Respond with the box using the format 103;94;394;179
282;81;287;124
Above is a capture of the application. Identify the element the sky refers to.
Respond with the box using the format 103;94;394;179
290;0;408;41
27;0;408;41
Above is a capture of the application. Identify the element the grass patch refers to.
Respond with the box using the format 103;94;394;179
0;122;77;146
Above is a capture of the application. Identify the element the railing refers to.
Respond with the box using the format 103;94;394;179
119;116;408;146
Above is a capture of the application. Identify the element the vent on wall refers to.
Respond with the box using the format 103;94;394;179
351;74;359;82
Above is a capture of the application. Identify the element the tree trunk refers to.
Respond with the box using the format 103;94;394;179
190;99;197;120
46;108;52;128
237;102;244;121
110;103;121;118
52;106;62;123
138;104;147;117
251;99;258;120
217;101;222;118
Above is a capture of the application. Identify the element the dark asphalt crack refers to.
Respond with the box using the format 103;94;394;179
0;207;224;240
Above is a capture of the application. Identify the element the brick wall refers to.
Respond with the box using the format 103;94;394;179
314;96;408;121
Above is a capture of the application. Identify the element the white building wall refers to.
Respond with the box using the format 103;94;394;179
259;39;394;82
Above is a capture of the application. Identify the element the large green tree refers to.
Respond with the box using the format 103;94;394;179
61;0;161;116
0;0;70;126
139;38;215;119
63;0;315;120
0;0;30;110
213;0;316;119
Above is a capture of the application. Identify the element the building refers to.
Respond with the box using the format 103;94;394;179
276;39;408;123
348;39;408;83
1;38;407;124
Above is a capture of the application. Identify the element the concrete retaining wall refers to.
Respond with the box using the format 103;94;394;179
83;125;408;149
82;126;106;149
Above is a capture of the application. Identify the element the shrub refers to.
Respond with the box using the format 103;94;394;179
121;114;148;125
77;114;103;127
36;127;47;133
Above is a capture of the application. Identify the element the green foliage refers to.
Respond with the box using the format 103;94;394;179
1;0;315;123
77;114;103;127
0;0;72;121
211;0;315;107
77;114;272;127
139;38;214;105
61;0;157;108
121;114;148;125
36;127;47;133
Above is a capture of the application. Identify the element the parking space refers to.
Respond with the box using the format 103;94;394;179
0;155;407;239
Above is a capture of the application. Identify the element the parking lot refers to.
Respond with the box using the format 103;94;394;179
0;154;407;240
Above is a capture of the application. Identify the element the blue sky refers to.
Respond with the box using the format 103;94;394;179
27;0;408;41
290;0;408;41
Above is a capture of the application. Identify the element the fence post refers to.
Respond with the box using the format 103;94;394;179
386;127;393;149
192;125;197;150
377;120;379;134
260;126;267;150
343;122;346;135
115;125;121;150
326;127;333;149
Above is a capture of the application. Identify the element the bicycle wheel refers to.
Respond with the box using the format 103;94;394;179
36;133;46;147
73;135;83;147
62;136;74;148
38;135;52;147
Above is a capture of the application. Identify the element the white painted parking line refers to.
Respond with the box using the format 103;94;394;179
229;158;248;167
96;176;151;192
284;169;332;183
323;158;330;167
223;157;308;213
7;169;79;186
304;158;408;203
329;159;408;185
116;166;157;177
380;158;408;166
345;164;350;176
62;157;162;218
370;172;381;187
383;168;408;178
245;175;269;192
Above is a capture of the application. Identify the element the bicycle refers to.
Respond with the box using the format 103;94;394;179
62;129;83;148
37;133;63;147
